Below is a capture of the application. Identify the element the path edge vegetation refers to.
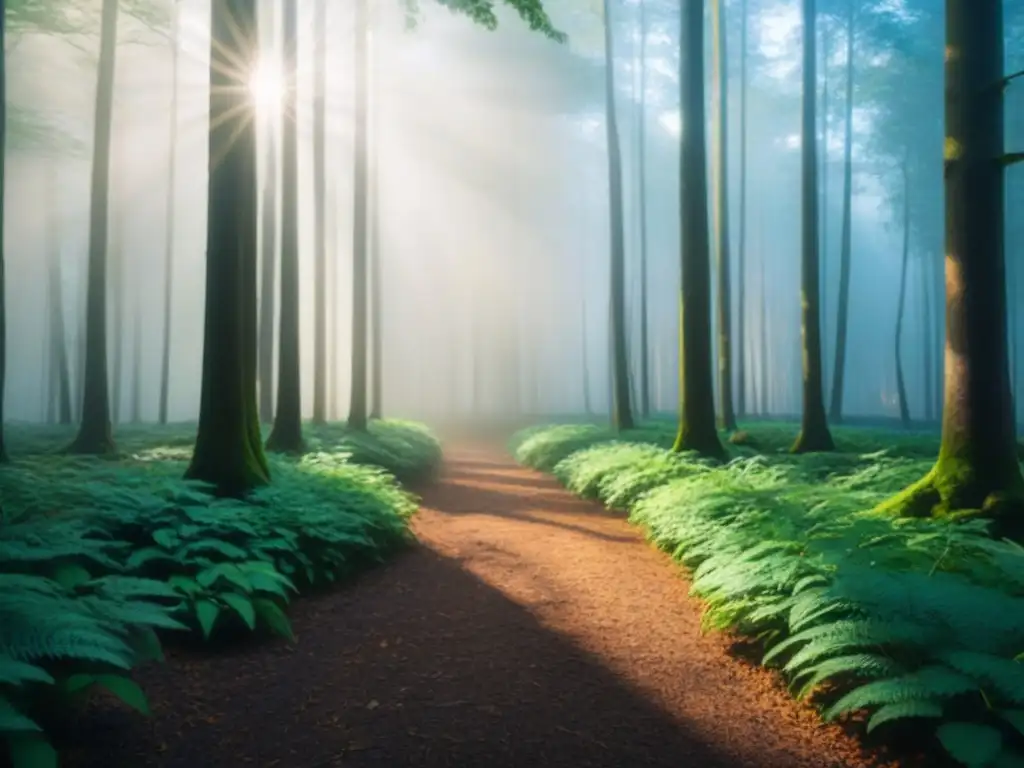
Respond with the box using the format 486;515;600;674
0;419;443;768
512;422;1024;768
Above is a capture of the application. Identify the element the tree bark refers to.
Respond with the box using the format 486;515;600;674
68;0;118;455
266;0;304;451
820;13;830;393
791;0;835;453
311;0;327;424
602;0;634;431
0;1;6;461
921;249;934;422
879;0;1023;537
369;21;383;420
185;0;270;495
827;0;855;423
737;0;748;418
673;0;724;458
712;0;736;431
637;0;650;418
895;157;911;429
158;2;178;425
347;0;370;431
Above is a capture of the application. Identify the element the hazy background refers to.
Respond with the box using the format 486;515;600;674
3;0;1022;426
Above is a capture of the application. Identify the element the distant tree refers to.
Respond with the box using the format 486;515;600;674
348;0;370;431
791;0;834;453
601;0;633;432
736;0;748;418
712;0;736;432
879;1;1023;536
893;151;911;429
672;0;724;459
67;0;119;455
311;0;327;425
158;0;179;425
185;0;270;495
45;167;72;426
0;0;7;462
636;0;650;418
257;15;277;424
266;0;303;451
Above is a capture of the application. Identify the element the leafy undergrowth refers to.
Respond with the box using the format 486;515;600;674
513;419;1024;768
0;420;438;766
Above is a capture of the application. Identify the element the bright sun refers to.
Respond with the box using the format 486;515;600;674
248;59;283;113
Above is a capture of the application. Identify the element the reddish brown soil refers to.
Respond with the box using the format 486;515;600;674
63;445;915;768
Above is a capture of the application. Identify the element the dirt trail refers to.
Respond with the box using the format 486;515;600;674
65;445;907;768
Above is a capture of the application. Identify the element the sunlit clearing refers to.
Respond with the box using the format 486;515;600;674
248;58;283;115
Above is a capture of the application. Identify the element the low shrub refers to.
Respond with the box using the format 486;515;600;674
0;420;434;766
514;420;1024;768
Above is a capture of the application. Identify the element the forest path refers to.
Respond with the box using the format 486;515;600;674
66;444;906;768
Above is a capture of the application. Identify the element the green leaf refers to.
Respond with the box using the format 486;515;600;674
7;733;58;768
168;575;204;597
0;698;42;733
999;710;1024;737
937;722;1002;768
152;528;180;549
126;546;175;570
92;675;150;716
865;700;942;733
194;600;221;640
196;563;252;593
220;593;256;630
253;598;293;641
0;660;54;687
50;563;92;589
61;673;97;694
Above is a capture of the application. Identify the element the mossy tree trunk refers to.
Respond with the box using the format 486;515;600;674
736;0;748;419
266;0;303;452
185;0;270;496
311;0;327;425
894;156;911;429
878;0;1023;536
68;0;118;455
158;2;178;426
827;0;855;424
791;0;835;454
712;0;736;432
347;0;370;432
672;0;724;459
601;0;634;432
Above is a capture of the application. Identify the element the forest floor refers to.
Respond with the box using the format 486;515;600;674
61;443;916;768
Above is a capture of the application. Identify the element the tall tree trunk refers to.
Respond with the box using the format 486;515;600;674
791;0;835;453
369;23;383;420
879;0;1023;536
759;238;768;416
673;0;724;458
328;180;337;419
46;165;72;425
347;0;370;431
266;0;303;451
0;0;6;461
921;249;934;422
712;0;736;431
637;0;650;418
311;0;327;424
894;157;911;429
581;259;593;415
111;210;123;425
737;0;748;418
257;124;277;422
68;0;118;455
158;3;178;425
820;14;830;393
602;0;634;431
827;0;855;423
130;291;141;423
185;0;270;495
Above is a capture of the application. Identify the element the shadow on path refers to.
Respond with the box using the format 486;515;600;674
62;445;906;768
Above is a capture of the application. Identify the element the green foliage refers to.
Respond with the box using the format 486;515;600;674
401;0;565;42
513;419;1024;767
0;420;437;763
